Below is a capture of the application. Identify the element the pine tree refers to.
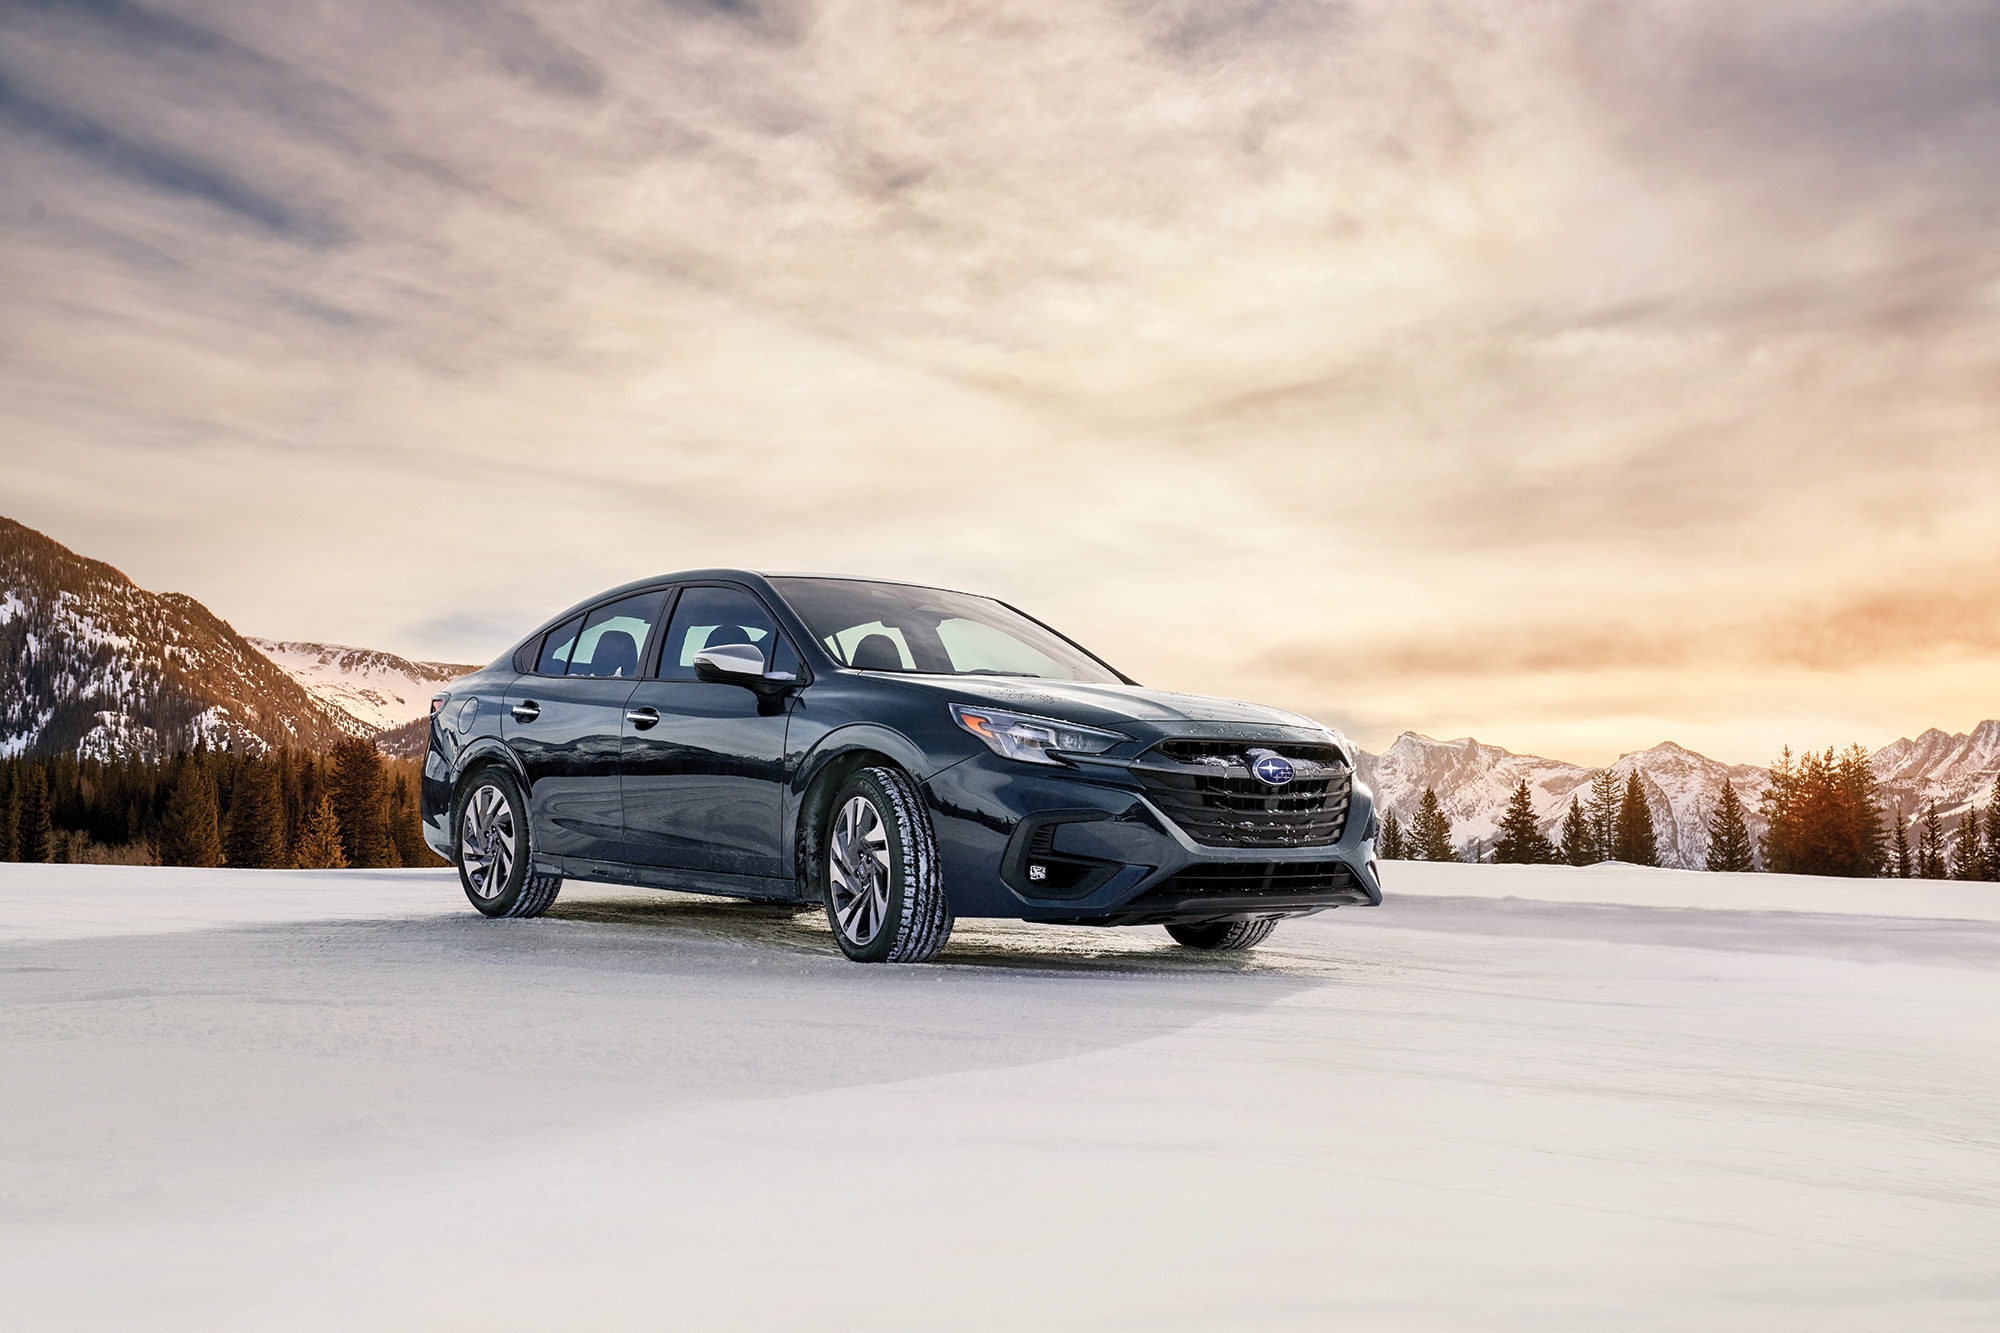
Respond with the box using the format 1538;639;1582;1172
1951;807;1985;881
158;759;224;868
329;738;397;868
1493;780;1554;864
1891;804;1911;879
19;763;54;864
276;748;304;853
386;768;432;866
1837;744;1888;878
295;751;325;854
0;765;18;862
1559;797;1593;866
1585;769;1620;863
292;793;348;869
1612;772;1660;866
1410;786;1458;862
1916;800;1946;879
1704;779;1754;872
224;759;288;869
1378;809;1405;860
1985;779;2000;883
1758;746;1808;874
1760;745;1889;878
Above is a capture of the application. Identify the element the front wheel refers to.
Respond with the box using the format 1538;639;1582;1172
454;768;562;918
823;766;953;963
1165;918;1278;951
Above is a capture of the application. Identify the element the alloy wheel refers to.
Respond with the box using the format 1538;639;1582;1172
828;794;891;945
459;783;516;899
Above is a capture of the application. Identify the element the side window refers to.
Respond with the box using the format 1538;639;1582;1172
657;586;784;682
536;614;585;676
566;592;666;679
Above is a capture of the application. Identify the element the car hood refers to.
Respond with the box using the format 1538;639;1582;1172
873;674;1345;751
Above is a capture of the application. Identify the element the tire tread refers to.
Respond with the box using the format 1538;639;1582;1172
1165;918;1278;950
835;765;954;964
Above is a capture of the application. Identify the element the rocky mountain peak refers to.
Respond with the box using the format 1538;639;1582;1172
1;517;352;758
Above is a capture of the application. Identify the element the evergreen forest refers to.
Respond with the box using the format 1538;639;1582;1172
0;739;444;869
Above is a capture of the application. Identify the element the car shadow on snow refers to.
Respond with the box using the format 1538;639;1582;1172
542;891;1356;979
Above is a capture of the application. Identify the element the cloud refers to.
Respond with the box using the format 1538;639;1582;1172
429;0;607;99
0;74;335;240
1272;566;2000;684
1;0;1997;763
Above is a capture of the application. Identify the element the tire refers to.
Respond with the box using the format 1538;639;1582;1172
822;765;952;963
1165;918;1278;951
453;767;562;919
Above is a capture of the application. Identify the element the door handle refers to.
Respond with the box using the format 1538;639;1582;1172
510;701;541;722
626;706;660;730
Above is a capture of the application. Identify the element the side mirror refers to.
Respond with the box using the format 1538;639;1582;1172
694;644;800;704
692;643;765;681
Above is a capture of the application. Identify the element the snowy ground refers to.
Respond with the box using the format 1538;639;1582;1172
3;862;1996;1330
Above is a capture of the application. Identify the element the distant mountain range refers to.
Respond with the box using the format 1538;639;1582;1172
1358;725;2000;869
1356;734;1772;870
249;639;476;737
3;516;1994;863
0;516;473;759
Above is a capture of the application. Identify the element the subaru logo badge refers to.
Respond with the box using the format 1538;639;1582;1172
1250;753;1295;787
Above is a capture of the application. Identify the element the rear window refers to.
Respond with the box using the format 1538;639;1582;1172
535;615;585;675
566;592;666;679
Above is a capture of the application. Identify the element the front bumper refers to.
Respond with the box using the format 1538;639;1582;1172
924;750;1382;925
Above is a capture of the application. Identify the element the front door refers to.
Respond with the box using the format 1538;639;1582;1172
621;584;795;880
502;591;666;863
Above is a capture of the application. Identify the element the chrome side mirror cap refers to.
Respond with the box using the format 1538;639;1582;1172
691;643;765;678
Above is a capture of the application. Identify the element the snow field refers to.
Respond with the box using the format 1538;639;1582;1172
2;861;1996;1329
1385;857;2000;922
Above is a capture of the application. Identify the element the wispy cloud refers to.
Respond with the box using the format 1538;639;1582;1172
3;0;1997;763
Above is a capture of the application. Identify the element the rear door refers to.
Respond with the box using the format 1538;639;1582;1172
620;583;798;880
502;591;667;863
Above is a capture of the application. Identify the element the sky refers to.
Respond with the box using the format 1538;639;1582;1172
3;0;1998;765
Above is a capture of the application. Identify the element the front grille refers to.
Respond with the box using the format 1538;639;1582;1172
1134;860;1359;904
1131;740;1351;848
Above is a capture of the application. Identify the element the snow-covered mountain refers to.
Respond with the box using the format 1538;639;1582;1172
1870;721;2000;830
1355;733;1771;870
249;640;476;737
0;516;350;758
1355;724;2000;869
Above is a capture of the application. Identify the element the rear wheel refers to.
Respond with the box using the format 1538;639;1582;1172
823;766;952;963
1165;918;1278;951
454;768;562;918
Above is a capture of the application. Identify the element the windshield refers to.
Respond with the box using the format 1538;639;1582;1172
770;578;1124;683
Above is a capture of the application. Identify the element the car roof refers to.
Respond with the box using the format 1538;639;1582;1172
595;569;984;602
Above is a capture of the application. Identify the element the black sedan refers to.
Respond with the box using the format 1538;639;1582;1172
421;571;1381;963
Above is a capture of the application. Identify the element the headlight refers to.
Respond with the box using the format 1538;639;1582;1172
951;704;1130;766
